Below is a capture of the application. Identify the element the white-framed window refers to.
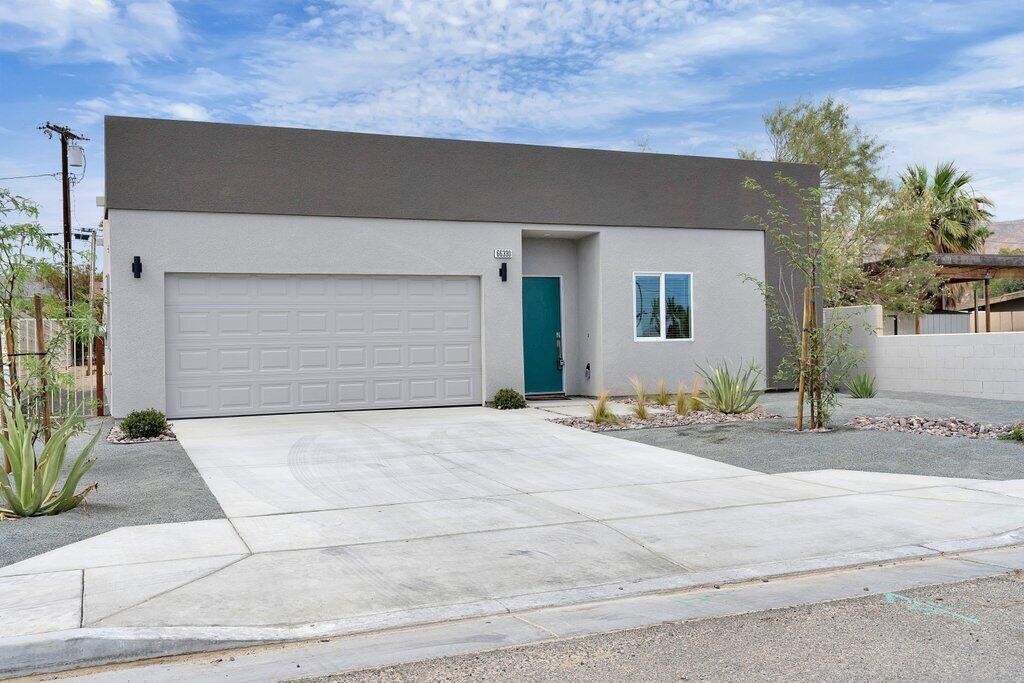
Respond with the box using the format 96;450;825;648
633;272;693;341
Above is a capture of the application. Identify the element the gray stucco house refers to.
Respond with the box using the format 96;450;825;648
103;116;816;418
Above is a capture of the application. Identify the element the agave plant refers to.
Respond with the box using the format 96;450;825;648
0;401;101;518
588;390;618;425
629;377;649;420
695;362;763;414
846;373;877;399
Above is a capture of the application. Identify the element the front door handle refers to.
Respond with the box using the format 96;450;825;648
555;331;564;371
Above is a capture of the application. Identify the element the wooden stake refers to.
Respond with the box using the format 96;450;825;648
95;336;105;417
796;287;810;432
984;277;991;332
33;295;51;441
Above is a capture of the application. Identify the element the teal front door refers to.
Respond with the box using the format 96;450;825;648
522;276;564;394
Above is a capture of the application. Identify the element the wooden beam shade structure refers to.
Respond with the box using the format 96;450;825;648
863;253;1024;334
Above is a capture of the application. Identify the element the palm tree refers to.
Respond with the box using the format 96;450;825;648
899;162;994;253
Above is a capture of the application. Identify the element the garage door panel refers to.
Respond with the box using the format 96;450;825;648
165;274;482;417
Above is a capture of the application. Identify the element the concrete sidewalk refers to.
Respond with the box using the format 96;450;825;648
4;406;1024;678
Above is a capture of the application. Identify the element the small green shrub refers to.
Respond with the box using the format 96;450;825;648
0;400;100;517
629;377;649;420
120;409;169;439
695;361;762;414
999;423;1024;443
492;388;527;410
846;373;877;399
589;390;618;425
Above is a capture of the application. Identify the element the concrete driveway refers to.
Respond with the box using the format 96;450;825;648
5;406;1024;677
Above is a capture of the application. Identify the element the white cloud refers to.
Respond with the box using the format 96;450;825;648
75;89;211;124
846;31;1024;219
0;0;182;64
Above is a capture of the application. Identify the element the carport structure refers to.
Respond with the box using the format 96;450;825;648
865;252;1024;333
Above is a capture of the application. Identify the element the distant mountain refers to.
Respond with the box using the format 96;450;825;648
986;219;1024;254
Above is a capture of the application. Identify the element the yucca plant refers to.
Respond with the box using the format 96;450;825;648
588;390;618;425
846;373;877;399
629;377;649;420
655;379;671;407
695;361;763;414
0;400;101;518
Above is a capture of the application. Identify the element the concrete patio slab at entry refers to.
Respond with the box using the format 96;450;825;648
8;406;1024;678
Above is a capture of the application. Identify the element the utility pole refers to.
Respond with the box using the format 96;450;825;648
39;123;88;320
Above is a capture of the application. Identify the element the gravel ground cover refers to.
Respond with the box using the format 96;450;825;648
609;390;1024;480
0;420;223;567
551;405;778;432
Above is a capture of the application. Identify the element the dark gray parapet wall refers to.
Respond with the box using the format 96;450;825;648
104;116;819;387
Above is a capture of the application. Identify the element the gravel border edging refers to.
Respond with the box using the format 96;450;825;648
552;406;779;432
848;415;1020;440
106;425;177;444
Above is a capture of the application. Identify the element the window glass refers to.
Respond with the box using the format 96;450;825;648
664;273;692;339
634;274;661;338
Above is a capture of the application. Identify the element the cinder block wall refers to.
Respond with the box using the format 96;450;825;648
830;305;1024;401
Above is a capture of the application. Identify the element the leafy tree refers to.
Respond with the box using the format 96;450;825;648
741;98;940;317
899;162;994;254
0;190;58;395
743;174;863;430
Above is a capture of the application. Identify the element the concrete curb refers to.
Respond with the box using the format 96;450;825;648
5;534;1024;680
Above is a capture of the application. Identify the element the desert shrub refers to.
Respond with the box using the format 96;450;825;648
0;400;100;517
629;377;649;420
120;409;169;439
999;423;1024;443
492;388;527;410
695;361;762;414
846;373;877;399
589;390;618;425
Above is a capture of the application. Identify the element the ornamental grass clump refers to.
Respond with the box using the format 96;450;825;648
0;401;100;518
846;373;877;399
629;377;649;420
695;361;762;414
655;379;671;407
588;390;618;425
675;376;703;415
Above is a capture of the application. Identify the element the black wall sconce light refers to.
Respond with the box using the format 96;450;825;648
132;256;142;279
498;262;508;282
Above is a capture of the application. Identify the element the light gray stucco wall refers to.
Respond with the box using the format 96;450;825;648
576;234;602;396
522;238;581;394
109;211;766;415
597;227;767;395
107;209;525;417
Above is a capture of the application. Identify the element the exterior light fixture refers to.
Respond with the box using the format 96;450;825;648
132;256;142;278
498;262;508;282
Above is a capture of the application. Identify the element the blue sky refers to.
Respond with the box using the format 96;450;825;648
2;0;1024;238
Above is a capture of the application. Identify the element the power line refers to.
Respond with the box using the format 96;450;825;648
0;172;61;181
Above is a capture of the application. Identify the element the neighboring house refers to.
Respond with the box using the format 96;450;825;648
103;116;817;418
959;289;1024;332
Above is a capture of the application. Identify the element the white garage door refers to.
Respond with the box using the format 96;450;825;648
165;274;482;418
